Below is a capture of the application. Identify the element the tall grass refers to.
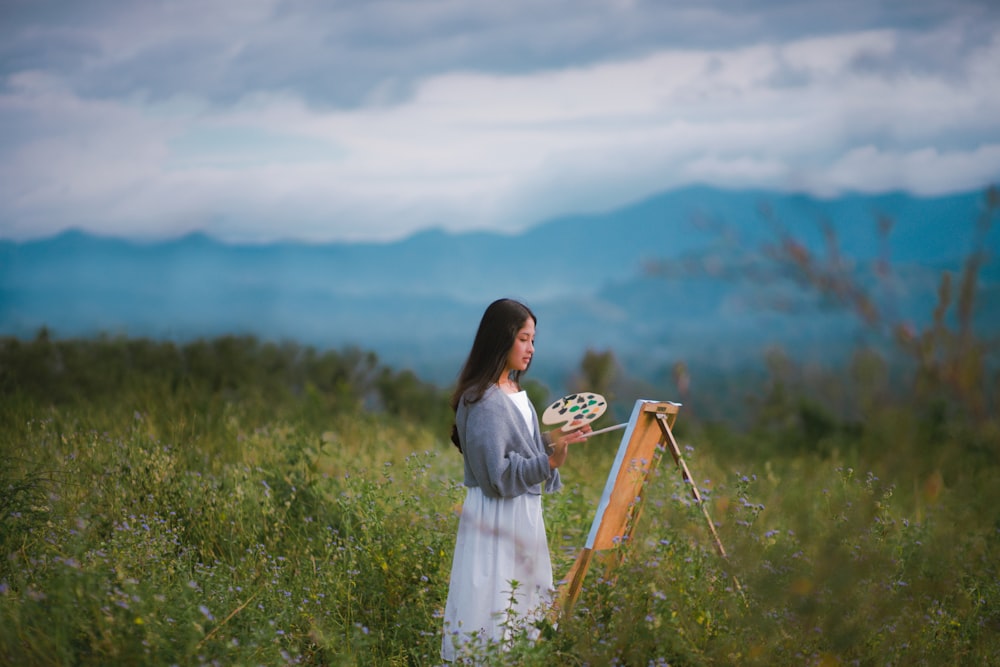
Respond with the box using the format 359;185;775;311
1;404;463;665
1;332;998;665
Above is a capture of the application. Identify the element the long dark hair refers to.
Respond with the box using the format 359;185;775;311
449;298;536;452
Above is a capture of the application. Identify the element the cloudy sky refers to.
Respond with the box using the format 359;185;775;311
2;0;999;243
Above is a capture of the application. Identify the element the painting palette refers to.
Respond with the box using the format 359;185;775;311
542;392;607;431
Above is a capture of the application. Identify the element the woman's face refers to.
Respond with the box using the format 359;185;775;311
505;318;535;374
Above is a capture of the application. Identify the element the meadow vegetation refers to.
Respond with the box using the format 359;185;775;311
1;198;998;665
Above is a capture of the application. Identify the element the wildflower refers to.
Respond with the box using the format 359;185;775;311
198;605;214;621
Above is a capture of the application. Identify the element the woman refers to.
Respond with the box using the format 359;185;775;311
441;298;589;661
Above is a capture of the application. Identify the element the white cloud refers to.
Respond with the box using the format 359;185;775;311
0;19;998;242
821;144;1000;195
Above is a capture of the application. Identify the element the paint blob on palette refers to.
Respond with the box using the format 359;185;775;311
542;392;608;431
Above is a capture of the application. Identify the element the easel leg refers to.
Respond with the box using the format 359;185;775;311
554;547;592;617
655;414;745;596
655;414;727;557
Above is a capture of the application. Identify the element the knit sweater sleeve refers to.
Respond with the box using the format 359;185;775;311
461;391;554;498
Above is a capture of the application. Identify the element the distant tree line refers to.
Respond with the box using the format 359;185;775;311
0;329;453;434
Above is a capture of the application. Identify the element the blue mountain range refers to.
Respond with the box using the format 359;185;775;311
2;185;997;393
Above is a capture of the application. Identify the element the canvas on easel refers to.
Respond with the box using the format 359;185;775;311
556;398;728;615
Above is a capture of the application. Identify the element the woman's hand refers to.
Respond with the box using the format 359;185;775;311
547;424;591;469
554;424;592;446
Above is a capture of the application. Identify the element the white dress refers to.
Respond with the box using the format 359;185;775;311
441;391;554;662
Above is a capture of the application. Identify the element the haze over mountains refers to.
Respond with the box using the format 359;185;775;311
2;186;997;394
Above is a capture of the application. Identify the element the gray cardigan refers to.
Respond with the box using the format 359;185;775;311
456;384;562;498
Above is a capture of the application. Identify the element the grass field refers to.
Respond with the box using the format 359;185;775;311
1;333;998;665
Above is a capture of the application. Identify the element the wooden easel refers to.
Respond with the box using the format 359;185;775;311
555;399;729;615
